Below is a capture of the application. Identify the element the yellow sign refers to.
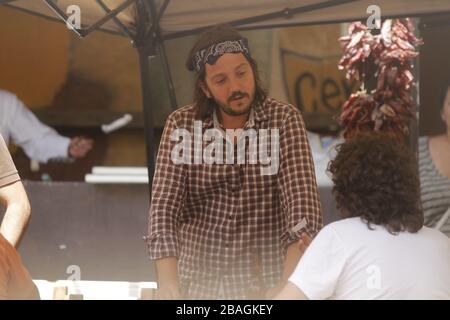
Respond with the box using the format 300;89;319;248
281;49;357;116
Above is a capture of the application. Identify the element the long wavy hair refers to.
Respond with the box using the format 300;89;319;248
185;24;266;120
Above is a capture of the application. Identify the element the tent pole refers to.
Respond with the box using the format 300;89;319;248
147;0;178;110
135;0;157;201
157;41;178;111
137;46;157;201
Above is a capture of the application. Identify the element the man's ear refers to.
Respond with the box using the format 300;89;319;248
200;81;212;98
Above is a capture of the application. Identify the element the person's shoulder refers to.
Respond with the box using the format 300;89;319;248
265;97;299;115
326;217;362;229
418;226;450;246
0;90;19;103
165;104;197;127
264;97;304;128
305;219;357;252
0;90;26;117
323;218;369;239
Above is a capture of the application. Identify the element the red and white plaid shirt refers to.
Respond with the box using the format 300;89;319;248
146;98;322;299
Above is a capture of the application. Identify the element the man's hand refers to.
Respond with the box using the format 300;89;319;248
155;280;182;300
68;137;93;159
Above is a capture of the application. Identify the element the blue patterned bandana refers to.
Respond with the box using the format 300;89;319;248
189;38;251;73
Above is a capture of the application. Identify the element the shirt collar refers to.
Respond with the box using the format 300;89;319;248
203;98;268;130
252;98;269;123
202;110;214;129
212;107;256;130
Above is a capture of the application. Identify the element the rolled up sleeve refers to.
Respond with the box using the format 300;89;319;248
277;108;323;248
0;135;20;188
146;116;187;260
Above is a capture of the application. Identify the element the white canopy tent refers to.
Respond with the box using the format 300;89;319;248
4;0;450;37
2;0;450;198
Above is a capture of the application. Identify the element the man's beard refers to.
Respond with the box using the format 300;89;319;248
211;90;255;116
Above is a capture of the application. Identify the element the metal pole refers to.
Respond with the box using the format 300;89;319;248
95;0;135;40
147;0;177;110
134;0;157;201
138;47;156;201
157;41;178;110
161;0;358;40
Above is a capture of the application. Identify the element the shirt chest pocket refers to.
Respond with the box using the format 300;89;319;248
187;164;230;201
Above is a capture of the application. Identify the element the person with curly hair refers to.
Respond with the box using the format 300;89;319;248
275;133;450;300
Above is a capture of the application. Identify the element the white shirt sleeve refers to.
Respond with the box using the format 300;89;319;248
288;224;348;300
6;93;70;163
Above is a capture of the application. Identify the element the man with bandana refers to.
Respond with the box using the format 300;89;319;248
146;25;322;300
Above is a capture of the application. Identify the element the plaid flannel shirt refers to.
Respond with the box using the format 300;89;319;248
146;98;323;299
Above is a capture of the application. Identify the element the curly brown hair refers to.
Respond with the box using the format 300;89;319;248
328;133;423;234
185;24;266;120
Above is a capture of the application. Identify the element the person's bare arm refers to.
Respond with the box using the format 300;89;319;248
266;233;312;298
281;240;303;282
280;233;312;286
274;282;308;300
155;257;182;299
0;180;31;247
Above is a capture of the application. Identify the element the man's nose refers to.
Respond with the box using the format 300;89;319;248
229;76;243;93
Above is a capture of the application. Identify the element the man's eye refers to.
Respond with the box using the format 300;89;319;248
216;79;226;85
237;71;246;77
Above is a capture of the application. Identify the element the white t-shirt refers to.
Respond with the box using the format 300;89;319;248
0;90;70;163
289;217;450;300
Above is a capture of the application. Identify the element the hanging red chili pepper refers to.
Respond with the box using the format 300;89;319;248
338;18;423;139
